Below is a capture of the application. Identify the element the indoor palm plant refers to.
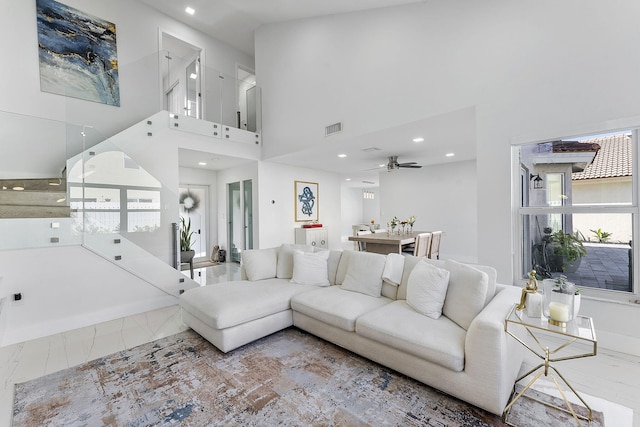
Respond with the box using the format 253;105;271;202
180;217;196;263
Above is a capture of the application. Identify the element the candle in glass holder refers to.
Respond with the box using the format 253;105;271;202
548;301;570;322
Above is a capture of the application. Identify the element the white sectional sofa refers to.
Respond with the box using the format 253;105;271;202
179;244;524;416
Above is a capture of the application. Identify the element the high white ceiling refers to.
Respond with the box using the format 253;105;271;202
147;0;476;187
267;108;477;187
139;0;426;56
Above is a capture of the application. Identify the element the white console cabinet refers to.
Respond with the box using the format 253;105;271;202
295;227;328;249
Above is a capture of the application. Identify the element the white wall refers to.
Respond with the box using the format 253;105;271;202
255;0;640;352
340;186;364;249
0;245;177;346
257;162;342;250
362;188;381;227
380;160;478;262
255;0;640;275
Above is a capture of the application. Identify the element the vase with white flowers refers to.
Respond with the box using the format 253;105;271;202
408;215;416;233
390;216;400;234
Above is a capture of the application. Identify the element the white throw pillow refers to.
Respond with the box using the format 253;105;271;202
441;259;489;330
276;243;314;279
241;248;277;281
340;251;386;297
291;250;330;286
406;260;450;319
397;256;446;300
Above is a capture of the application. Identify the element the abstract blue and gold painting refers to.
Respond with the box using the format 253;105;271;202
36;0;120;106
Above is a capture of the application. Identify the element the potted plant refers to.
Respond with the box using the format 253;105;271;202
548;230;587;273
180;217;196;264
542;275;582;318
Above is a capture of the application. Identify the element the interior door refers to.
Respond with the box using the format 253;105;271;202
185;56;201;119
161;33;203;119
243;179;253;250
179;185;207;259
236;66;256;130
228;182;242;262
228;180;253;262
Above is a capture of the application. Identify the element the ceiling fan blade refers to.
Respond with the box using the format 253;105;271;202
387;156;421;170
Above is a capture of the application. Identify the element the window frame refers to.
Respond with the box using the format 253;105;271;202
512;129;639;304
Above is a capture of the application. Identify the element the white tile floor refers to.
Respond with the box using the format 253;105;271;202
1;263;638;427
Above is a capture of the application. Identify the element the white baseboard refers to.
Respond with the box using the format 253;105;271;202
596;329;640;356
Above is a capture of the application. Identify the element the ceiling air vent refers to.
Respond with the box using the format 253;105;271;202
325;121;343;136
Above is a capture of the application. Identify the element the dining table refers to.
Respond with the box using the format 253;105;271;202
348;230;428;255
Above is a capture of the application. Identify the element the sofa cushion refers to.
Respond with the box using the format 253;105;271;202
442;259;489;330
356;300;466;372
242;248;277;281
466;263;498;306
341;251;386;297
326;250;343;286
406;260;450;319
291;286;392;332
290;250;330;286
335;250;353;285
180;278;311;329
397;255;442;300
277;243;315;279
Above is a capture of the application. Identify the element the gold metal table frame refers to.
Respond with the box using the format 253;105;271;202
503;304;597;426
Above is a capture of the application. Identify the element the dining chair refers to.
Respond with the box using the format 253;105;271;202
353;225;371;250
413;232;432;257
356;230;372;251
429;231;442;259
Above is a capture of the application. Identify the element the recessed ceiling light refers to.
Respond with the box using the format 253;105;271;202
198;162;207;166
56;197;66;203
445;152;455;157
338;154;347;158
189;73;198;79
378;163;386;168
185;6;195;15
345;178;351;181
412;137;424;143
12;186;24;191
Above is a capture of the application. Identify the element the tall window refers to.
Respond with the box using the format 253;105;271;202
516;131;637;300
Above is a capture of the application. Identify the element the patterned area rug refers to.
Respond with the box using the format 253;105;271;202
13;328;604;426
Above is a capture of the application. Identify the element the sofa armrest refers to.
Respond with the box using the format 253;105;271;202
463;285;524;412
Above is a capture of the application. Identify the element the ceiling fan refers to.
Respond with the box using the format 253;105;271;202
387;156;422;171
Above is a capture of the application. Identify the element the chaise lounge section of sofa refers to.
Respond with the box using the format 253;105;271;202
179;244;524;415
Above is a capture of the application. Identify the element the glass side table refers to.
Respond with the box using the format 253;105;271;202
503;303;597;426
